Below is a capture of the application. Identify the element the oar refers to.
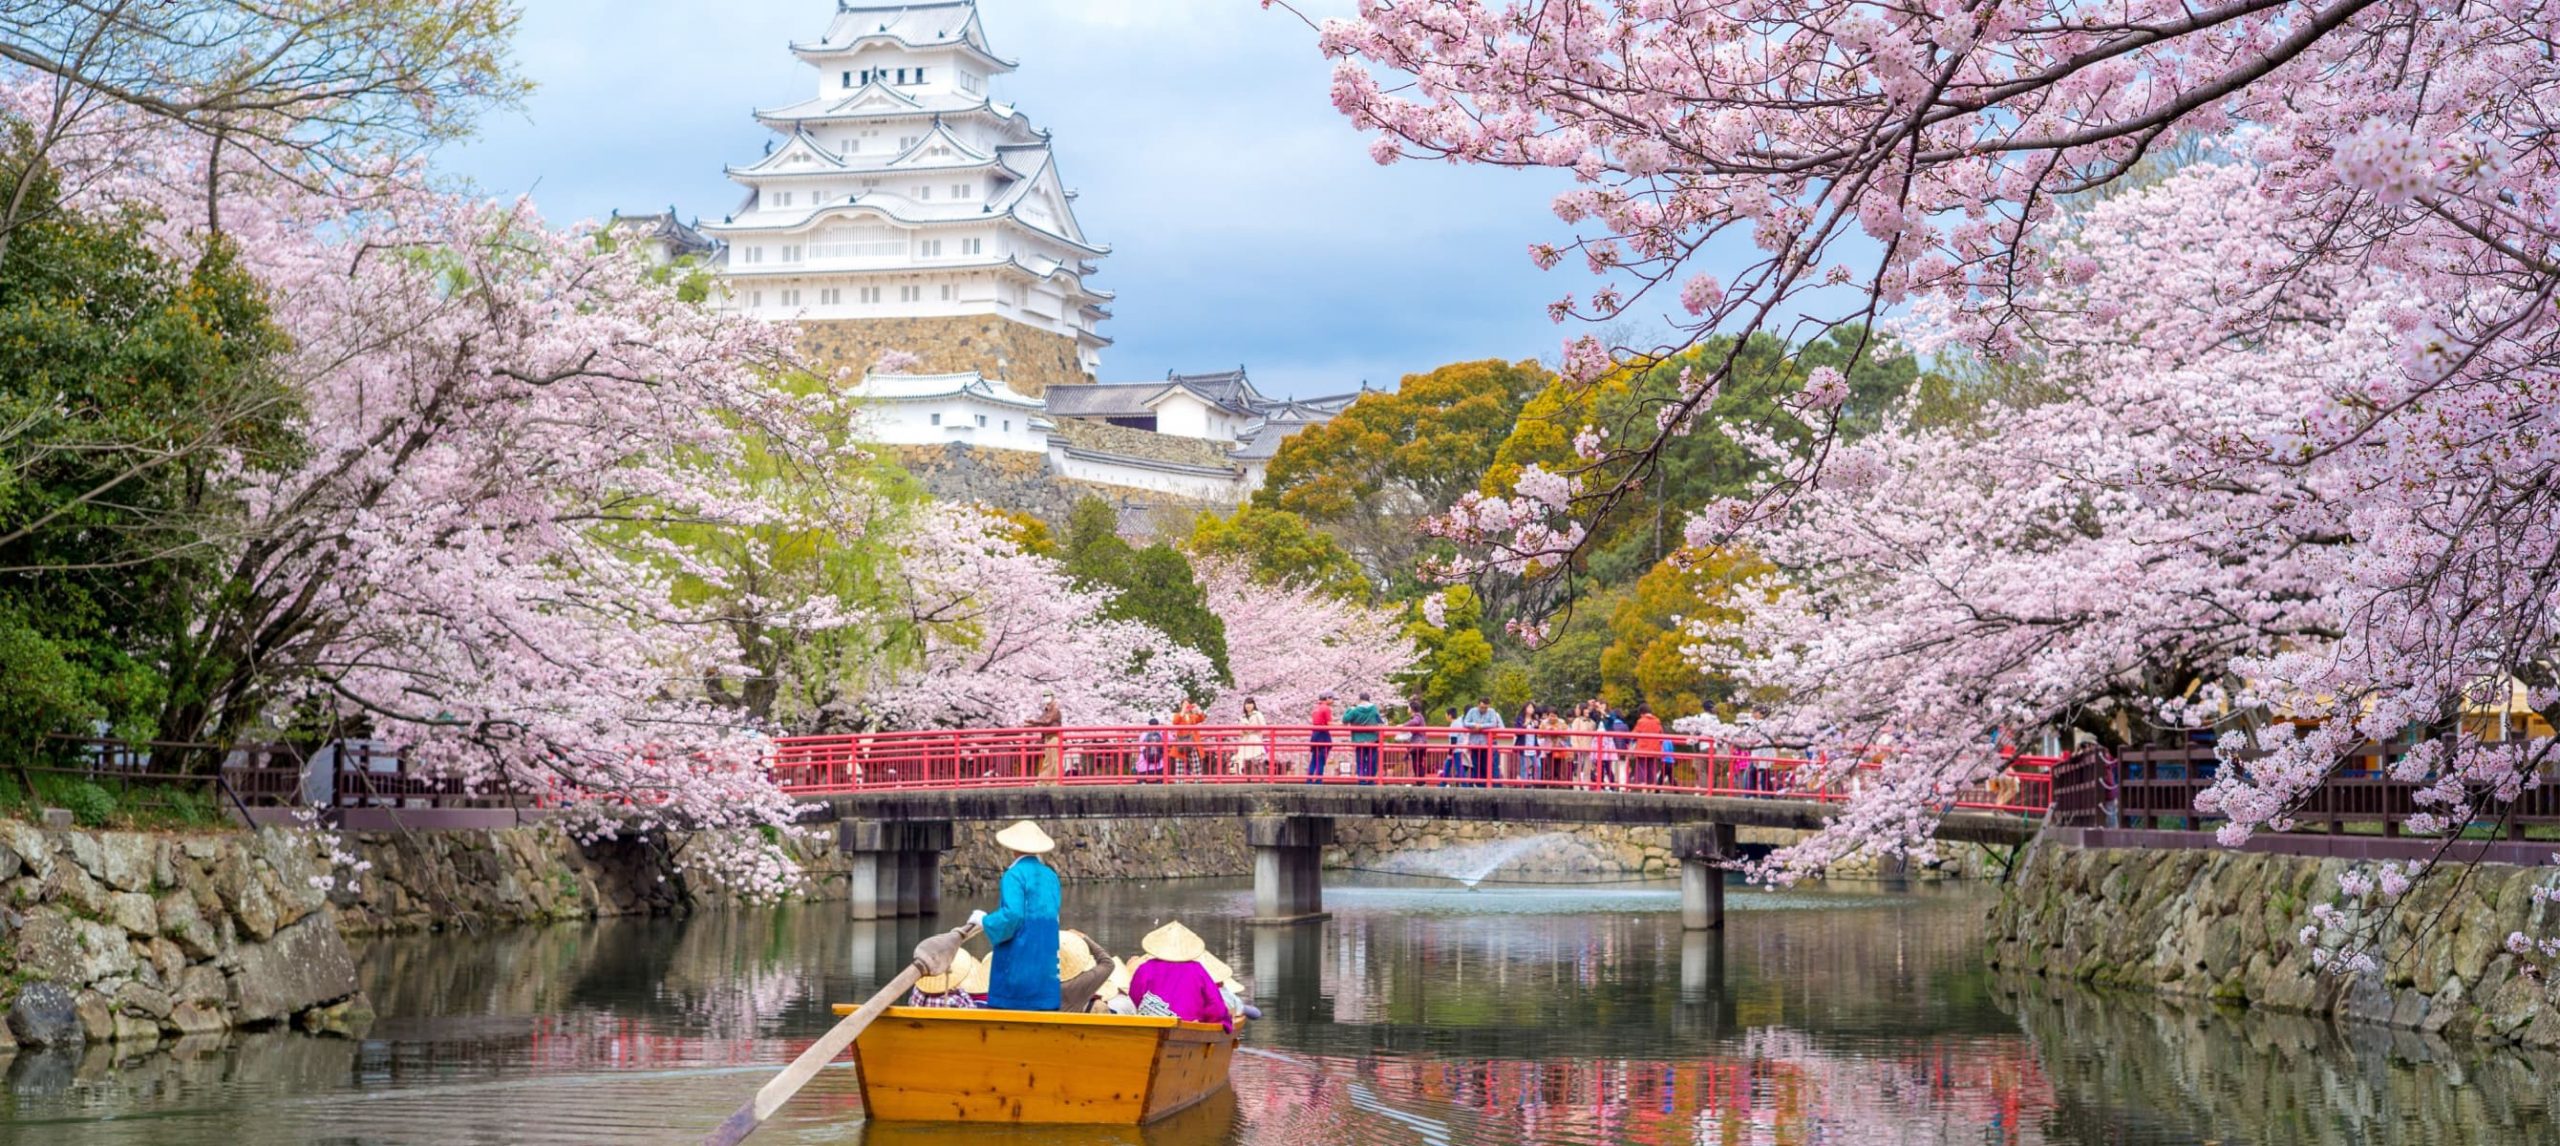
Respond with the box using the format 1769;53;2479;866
703;922;981;1146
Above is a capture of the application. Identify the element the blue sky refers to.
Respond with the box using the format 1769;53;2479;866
438;0;1585;398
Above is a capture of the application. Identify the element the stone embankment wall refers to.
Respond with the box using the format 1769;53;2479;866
0;823;366;1051
1991;839;2560;1049
0;822;856;1049
888;443;1225;530
798;315;1090;398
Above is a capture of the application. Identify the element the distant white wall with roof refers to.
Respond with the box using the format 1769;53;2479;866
861;399;1048;451
1047;444;1251;503
852;372;1050;452
1150;391;1243;442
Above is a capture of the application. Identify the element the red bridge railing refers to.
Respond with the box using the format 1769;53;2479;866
769;723;2057;816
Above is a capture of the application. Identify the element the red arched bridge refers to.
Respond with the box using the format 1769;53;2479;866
771;723;2057;929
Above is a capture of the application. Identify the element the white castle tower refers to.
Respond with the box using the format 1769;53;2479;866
703;0;1111;396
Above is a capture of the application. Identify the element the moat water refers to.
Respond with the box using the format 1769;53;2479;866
0;875;2549;1144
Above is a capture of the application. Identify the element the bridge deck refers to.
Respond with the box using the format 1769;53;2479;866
802;784;2041;846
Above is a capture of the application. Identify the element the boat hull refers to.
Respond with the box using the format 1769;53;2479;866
842;1005;1238;1126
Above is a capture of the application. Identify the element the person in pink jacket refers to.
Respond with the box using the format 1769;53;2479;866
1125;922;1233;1031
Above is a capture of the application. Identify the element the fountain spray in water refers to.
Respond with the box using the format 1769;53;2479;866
1371;832;1596;888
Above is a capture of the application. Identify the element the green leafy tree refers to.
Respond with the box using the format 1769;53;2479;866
1598;549;1772;718
1186;504;1370;601
1059;497;1230;690
1489;663;1533;715
1061;497;1133;589
1398;586;1494;715
0;147;295;751
1257;359;1551;579
1519;589;1618;707
1488;328;1917;578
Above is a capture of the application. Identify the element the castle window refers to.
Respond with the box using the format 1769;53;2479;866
841;70;852;88
918;185;933;200
896;68;908;84
915;68;928;84
859;286;882;304
931;413;941;426
780;288;802;306
900;285;922;303
919;239;943;257
961;238;983;255
940;284;957;301
820;288;842;305
1003;419;1011;432
781;244;803;263
951;183;972;200
976;414;987;428
744;246;764;264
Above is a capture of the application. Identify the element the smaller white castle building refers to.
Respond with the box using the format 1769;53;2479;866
850;366;1364;501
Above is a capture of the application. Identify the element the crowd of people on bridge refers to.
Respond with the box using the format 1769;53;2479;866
793;693;2045;810
1100;691;1788;792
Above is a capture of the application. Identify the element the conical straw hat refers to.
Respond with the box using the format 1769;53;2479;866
1140;921;1207;963
1200;952;1236;989
1057;930;1098;980
960;947;994;995
915;947;979;996
994;820;1056;854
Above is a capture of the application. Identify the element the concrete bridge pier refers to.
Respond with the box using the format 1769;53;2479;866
1674;823;1738;930
1247;815;1332;925
841;820;952;920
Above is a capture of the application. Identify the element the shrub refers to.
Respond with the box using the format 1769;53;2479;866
60;781;116;828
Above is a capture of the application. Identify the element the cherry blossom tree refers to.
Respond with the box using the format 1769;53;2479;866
8;93;855;896
0;1;524;252
1683;162;2556;884
1198;560;1417;722
1300;1;2560;559
1291;1;2560;874
863;504;1217;727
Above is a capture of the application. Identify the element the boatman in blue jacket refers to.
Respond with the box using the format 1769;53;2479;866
969;819;1063;1011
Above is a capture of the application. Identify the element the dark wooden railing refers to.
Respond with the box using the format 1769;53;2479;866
21;736;542;815
2050;742;2560;839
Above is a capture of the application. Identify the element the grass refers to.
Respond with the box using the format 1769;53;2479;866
0;767;236;831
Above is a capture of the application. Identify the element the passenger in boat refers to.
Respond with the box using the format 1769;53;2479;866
907;947;984;1009
1058;929;1113;1012
970;820;1064;1011
1127;922;1234;1031
1197;951;1263;1022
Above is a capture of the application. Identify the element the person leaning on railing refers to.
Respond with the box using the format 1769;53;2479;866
1234;698;1267;776
1029;693;1064;783
1342;692;1385;784
1399;703;1430;779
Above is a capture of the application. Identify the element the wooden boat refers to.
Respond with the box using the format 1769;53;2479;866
838;1004;1240;1126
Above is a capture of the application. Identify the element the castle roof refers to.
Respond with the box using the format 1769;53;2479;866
755;86;1027;128
604;209;716;260
794;0;1013;72
1041;383;1174;421
854;370;1047;411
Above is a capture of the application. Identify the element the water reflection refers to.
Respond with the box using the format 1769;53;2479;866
2010;984;2559;1145
0;875;2547;1145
